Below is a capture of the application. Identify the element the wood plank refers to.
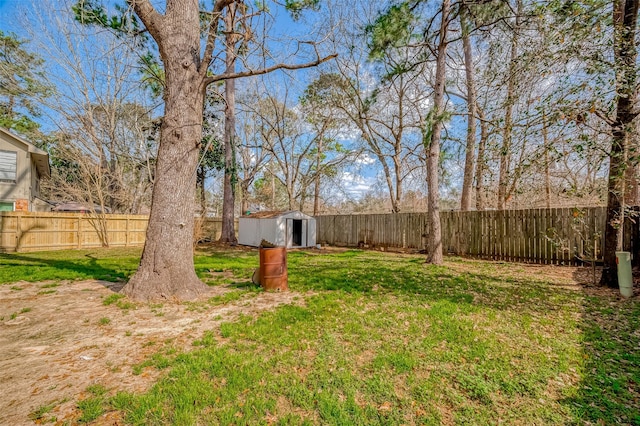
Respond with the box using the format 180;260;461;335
509;209;514;262
518;209;524;263
475;212;480;258
484;211;490;260
492;211;497;260
471;211;477;256
510;209;516;262
565;208;573;265
517;209;522;262
497;210;503;261
519;209;525;262
478;211;483;259
540;208;547;264
546;208;558;265
526;209;532;263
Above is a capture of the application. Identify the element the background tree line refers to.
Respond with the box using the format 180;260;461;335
4;0;627;217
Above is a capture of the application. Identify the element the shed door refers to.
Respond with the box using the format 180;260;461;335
287;218;306;247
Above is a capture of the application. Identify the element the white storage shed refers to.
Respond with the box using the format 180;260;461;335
238;210;317;248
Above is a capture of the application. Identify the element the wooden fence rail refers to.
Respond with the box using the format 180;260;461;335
315;207;637;265
0;212;230;253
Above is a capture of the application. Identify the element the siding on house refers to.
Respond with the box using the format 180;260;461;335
0;136;31;209
0;128;50;212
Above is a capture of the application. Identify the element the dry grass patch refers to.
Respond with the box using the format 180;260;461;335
0;278;306;424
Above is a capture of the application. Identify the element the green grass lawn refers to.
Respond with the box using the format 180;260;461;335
2;247;639;425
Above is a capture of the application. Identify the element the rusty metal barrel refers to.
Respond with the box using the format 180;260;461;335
259;246;288;291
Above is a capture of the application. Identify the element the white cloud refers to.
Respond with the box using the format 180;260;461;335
336;127;360;141
340;172;376;198
354;153;376;166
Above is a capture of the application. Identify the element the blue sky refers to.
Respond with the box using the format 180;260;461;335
0;0;14;23
0;0;33;34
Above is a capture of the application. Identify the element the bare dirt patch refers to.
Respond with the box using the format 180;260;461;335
444;258;602;288
0;280;307;425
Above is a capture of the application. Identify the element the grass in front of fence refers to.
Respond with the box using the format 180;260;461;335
0;248;142;283
0;246;259;286
14;248;627;425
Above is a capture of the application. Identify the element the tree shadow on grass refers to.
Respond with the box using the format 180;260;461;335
287;250;577;314
0;251;136;284
0;247;256;288
560;269;640;425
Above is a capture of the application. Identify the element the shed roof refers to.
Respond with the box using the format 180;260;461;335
243;211;287;219
242;210;313;219
53;202;111;214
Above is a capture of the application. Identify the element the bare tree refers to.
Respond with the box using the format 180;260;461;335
497;0;523;210
219;2;241;244
242;80;354;212
423;0;451;264
236;87;272;214
460;4;478;211
26;5;156;219
73;0;335;300
599;0;640;287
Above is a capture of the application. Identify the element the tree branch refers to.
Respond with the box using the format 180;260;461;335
127;0;164;40
204;53;338;84
594;109;615;126
201;0;236;75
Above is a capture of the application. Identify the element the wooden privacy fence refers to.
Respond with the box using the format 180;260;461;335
315;207;637;265
0;212;230;252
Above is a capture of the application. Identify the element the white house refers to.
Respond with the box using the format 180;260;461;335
238;210;317;248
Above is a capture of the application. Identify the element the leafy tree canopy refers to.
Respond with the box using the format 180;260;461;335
0;30;51;136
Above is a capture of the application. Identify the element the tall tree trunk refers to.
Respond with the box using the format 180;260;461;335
543;112;552;209
624;159;640;205
497;0;522;210
197;165;207;213
601;0;639;288
220;4;238;243
475;105;488;210
240;180;250;214
313;173;320;215
122;2;208;300
313;137;322;216
393;153;403;213
425;0;449;265
287;187;294;210
385;163;400;213
299;195;306;212
460;6;477;211
271;172;276;209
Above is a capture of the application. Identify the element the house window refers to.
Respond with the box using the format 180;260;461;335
0;150;17;182
0;202;14;211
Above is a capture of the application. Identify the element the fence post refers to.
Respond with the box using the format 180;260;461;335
125;216;130;247
16;212;22;252
77;215;82;249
